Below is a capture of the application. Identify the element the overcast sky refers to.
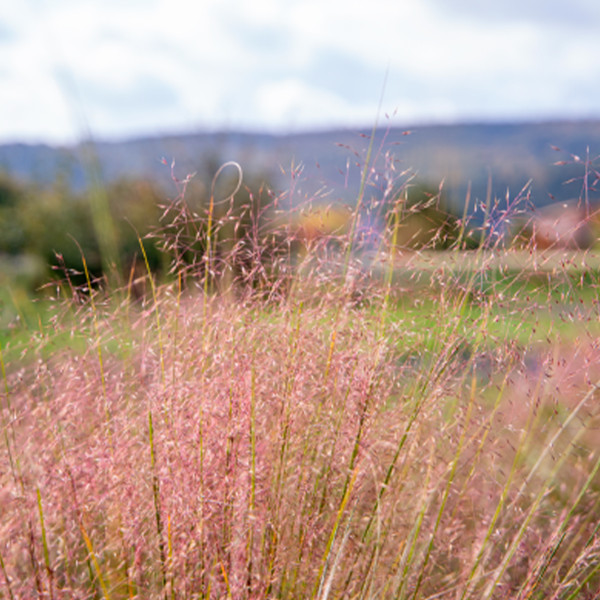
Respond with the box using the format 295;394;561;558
2;0;600;145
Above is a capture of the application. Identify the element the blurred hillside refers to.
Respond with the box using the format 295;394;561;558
1;119;600;302
1;120;599;213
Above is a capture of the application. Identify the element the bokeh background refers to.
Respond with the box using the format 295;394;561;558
1;0;600;305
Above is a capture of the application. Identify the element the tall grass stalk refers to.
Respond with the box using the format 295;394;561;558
0;338;17;478
80;519;112;600
313;465;359;599
36;488;54;599
390;438;436;599
148;410;167;595
0;550;15;600
246;358;257;595
138;235;166;387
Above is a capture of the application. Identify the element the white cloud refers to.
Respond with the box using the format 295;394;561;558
1;0;600;143
252;78;377;129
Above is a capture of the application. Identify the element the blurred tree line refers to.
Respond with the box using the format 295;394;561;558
0;172;164;290
0;161;473;298
0;163;272;294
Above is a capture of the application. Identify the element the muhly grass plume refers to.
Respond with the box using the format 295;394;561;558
2;139;600;599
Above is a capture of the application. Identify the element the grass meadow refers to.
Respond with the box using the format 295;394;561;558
2;138;600;599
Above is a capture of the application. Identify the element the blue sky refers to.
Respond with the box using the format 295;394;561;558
1;0;600;144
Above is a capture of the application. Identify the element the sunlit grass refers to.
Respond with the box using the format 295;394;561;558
1;144;600;599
